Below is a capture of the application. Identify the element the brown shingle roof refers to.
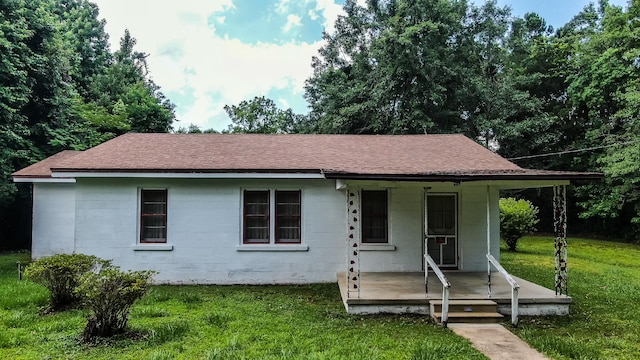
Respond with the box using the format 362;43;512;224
12;133;602;182
12;150;82;178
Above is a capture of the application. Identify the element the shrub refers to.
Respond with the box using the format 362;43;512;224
23;254;110;311
76;267;155;341
499;197;539;251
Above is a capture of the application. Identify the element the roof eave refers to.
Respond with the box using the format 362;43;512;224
323;172;604;184
49;168;325;179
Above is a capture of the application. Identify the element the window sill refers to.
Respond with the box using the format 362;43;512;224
236;244;309;252
132;244;173;251
360;244;396;251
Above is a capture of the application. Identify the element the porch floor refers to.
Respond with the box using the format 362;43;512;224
337;272;571;316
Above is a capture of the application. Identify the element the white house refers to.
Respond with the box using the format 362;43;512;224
13;133;600;322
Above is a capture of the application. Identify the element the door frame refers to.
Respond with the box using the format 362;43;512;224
424;192;459;270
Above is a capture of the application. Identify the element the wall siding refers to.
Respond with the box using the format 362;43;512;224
73;178;346;284
458;186;501;272
32;179;502;283
359;187;423;272
32;183;76;258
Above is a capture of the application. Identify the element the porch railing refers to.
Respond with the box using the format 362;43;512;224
425;254;451;326
487;254;520;326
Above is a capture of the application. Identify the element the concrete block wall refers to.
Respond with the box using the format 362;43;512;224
32;178;501;283
32;183;76;258
73;178;346;284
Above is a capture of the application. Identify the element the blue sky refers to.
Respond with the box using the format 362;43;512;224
93;0;629;131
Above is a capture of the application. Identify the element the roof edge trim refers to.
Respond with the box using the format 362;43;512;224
50;171;326;180
323;172;603;183
13;177;76;183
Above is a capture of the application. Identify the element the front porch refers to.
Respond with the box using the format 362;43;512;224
337;271;571;317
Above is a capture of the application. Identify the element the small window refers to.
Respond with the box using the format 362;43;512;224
362;190;388;243
140;189;167;243
243;190;270;244
275;190;301;243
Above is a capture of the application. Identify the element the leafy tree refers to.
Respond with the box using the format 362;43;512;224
0;0;73;203
1;1;177;250
54;0;112;99
563;1;640;239
89;29;175;135
304;0;470;134
174;124;219;133
499;198;539;251
464;5;561;162
224;96;308;133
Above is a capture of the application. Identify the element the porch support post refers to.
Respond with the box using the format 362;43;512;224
553;185;568;296
347;188;361;298
486;186;492;296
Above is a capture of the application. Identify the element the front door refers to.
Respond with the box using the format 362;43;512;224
425;193;458;269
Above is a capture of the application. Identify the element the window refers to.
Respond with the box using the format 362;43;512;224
275;190;301;243
243;190;301;244
362;190;388;243
140;189;167;243
243;190;270;243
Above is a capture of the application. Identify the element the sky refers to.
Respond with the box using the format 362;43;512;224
92;0;630;131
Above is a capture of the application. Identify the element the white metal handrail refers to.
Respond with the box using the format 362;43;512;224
487;254;520;326
425;254;452;326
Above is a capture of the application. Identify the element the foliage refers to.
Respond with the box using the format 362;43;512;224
499;198;539;251
304;0;470;134
173;123;219;134
1;0;176;249
569;1;640;239
223;96;309;134
76;267;154;341
23;254;110;311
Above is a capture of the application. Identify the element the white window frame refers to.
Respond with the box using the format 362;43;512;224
359;188;396;251
238;188;308;252
133;187;173;251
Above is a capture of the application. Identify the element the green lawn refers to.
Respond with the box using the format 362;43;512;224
0;252;483;360
2;236;639;359
501;236;640;360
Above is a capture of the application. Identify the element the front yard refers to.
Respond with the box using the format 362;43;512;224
0;252;481;360
1;236;640;359
501;236;640;359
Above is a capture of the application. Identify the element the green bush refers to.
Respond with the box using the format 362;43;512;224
23;254;111;311
76;267;155;341
499;197;539;251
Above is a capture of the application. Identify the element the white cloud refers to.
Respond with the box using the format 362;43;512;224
313;0;344;33
283;14;302;32
276;0;291;14
278;98;290;109
93;0;343;130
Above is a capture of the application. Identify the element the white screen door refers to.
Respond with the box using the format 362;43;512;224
425;193;458;269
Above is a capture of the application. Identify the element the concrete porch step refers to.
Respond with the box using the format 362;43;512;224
430;299;498;314
432;311;505;324
430;300;503;324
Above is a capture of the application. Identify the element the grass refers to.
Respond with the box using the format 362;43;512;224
4;236;639;359
0;252;484;360
501;236;640;359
